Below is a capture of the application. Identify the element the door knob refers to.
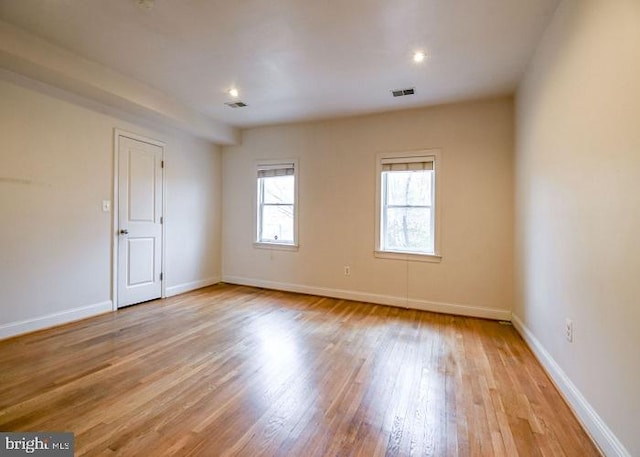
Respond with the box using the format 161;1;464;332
119;229;129;235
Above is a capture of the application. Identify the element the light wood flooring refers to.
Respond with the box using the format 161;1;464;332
0;284;601;456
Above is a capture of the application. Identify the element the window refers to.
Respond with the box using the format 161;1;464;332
256;161;297;247
375;151;440;261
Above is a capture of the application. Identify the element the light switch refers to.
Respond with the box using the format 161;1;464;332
102;200;111;212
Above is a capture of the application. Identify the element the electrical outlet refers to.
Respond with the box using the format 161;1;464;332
344;266;351;276
565;318;573;342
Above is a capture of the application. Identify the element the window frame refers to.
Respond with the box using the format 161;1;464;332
374;149;442;262
254;158;299;251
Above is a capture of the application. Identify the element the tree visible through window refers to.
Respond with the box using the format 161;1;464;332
257;162;296;245
379;155;436;255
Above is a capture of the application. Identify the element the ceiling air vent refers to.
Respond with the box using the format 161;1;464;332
225;102;248;108
391;88;415;97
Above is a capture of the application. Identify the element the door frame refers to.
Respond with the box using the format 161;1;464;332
112;128;167;311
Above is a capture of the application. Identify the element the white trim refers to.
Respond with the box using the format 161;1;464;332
254;157;299;246
222;275;510;321
115;129;166;148
374;250;442;263
0;301;112;340
165;277;221;298
161;142;167;300
375;148;442;259
112;129;119;310
253;242;299;252
112;129;166;310
512;314;630;457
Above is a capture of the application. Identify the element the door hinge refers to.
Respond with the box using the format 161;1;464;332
160;272;163;281
160;216;163;224
161;160;164;168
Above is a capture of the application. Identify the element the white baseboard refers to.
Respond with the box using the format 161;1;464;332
222;275;511;321
512;314;630;457
165;276;221;298
0;300;113;340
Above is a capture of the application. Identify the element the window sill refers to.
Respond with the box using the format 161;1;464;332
374;250;442;263
254;242;299;252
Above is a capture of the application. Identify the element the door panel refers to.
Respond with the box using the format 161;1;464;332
128;151;157;222
127;238;156;286
118;136;163;308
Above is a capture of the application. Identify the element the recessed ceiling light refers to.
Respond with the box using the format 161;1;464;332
228;88;239;98
413;51;426;63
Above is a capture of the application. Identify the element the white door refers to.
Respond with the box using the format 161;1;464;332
117;135;163;308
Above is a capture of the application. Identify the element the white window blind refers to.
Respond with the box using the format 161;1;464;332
381;158;434;172
257;163;295;178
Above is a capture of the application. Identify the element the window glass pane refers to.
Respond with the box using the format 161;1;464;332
384;207;433;253
262;175;294;204
384;170;432;206
260;204;294;243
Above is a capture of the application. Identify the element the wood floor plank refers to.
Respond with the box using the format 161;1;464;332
0;284;601;456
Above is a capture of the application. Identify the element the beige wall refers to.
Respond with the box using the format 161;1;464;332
165;135;222;293
222;97;514;318
515;1;640;455
0;77;222;337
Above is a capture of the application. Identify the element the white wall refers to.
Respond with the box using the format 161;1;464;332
222;97;514;319
164;135;222;297
0;77;222;338
515;1;640;455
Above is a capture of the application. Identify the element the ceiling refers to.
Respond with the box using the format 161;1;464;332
0;0;560;129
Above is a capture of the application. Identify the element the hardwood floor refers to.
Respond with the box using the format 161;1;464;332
0;284;600;456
